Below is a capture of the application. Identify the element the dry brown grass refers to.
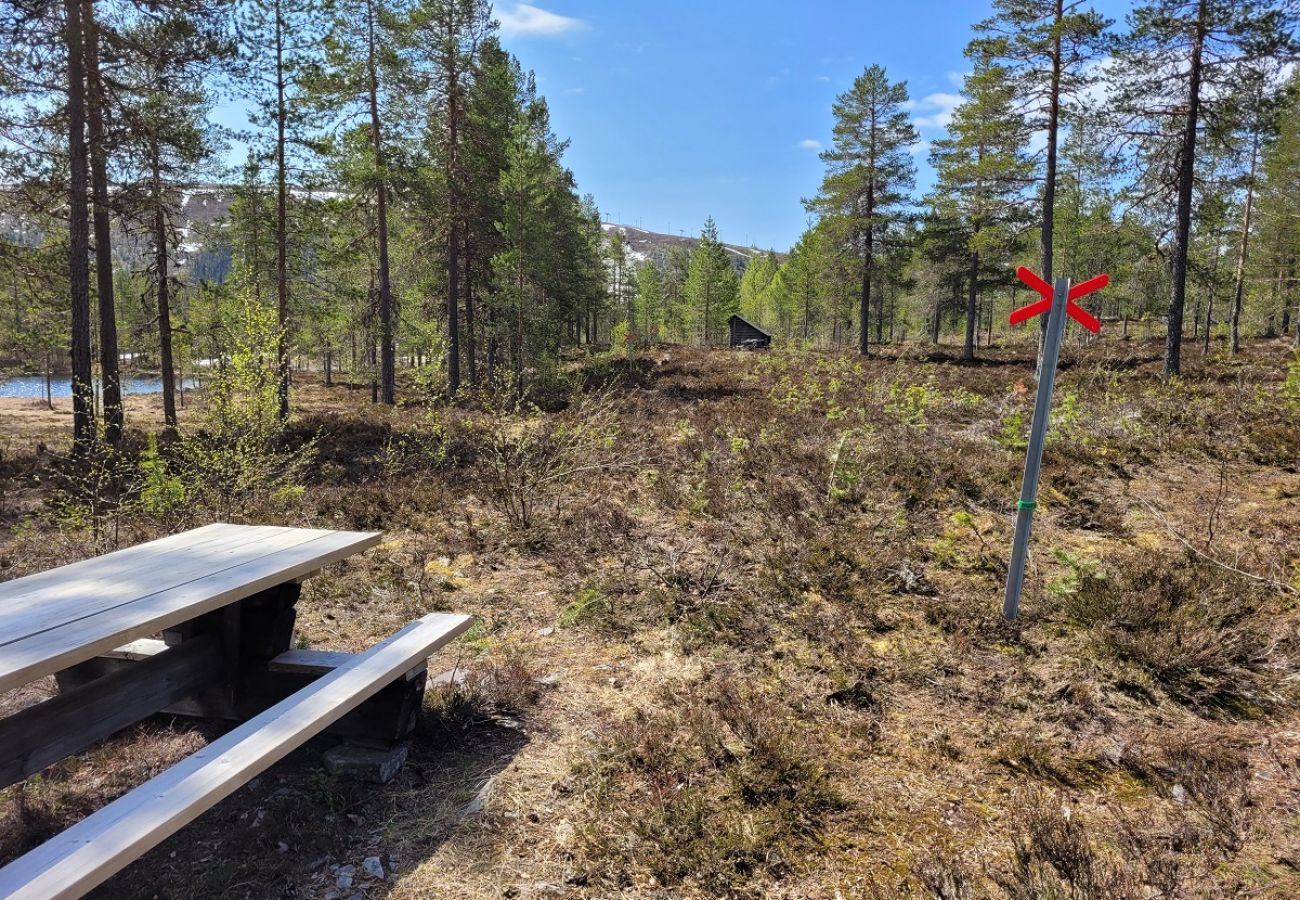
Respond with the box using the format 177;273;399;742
2;338;1299;898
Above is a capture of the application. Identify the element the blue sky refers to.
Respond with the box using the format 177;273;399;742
497;0;1135;251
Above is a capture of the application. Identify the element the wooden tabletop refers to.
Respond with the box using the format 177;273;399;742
0;524;382;695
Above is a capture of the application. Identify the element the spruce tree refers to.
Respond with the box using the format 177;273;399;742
684;217;738;347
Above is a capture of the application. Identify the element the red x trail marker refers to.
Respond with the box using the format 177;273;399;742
1001;267;1109;623
1008;266;1107;333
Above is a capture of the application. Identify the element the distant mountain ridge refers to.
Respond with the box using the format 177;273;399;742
3;182;779;279
600;223;779;271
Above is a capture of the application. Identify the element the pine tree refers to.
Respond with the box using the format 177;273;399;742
1113;0;1296;375
663;244;692;344
65;0;95;447
410;0;495;397
929;58;1035;360
807;65;918;356
1255;74;1300;343
634;260;664;344
118;10;230;434
240;0;328;414
1225;60;1288;352
971;0;1109;282
81;0;122;441
781;226;828;342
738;250;779;329
461;37;522;382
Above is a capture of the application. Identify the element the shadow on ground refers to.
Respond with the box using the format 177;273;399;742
1;713;531;899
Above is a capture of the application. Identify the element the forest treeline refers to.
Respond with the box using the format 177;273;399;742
1;0;1298;450
1;0;610;445
719;0;1299;374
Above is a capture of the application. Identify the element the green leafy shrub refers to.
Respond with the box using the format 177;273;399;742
171;296;315;517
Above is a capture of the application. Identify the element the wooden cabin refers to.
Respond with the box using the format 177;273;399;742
728;314;772;350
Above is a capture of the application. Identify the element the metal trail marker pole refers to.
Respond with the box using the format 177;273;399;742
1003;267;1107;621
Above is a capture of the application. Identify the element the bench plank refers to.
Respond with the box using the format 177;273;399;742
269;648;424;681
0;636;222;790
0;524;233;608
0;524;289;618
0;527;380;695
0;612;473;900
1;525;342;642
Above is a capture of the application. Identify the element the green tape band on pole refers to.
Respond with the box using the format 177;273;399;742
1017;500;1036;510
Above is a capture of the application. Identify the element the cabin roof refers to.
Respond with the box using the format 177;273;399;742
728;314;772;338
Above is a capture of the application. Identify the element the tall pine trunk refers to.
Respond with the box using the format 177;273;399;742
274;0;291;418
445;47;462;397
151;141;177;435
367;0;395;404
65;0;94;449
1034;0;1065;376
1229;133;1259;354
963;246;979;361
1167;0;1207;377
859;211;873;357
464;240;477;387
83;0;120;442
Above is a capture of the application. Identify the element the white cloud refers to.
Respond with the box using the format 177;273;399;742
912;92;961;129
909;139;932;157
497;3;588;39
563;86;586;95
798;138;822;151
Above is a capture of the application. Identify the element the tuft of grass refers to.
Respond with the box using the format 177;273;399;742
1061;553;1292;718
574;670;845;893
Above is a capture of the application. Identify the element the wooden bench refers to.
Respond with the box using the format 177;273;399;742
0;524;475;898
0;612;472;899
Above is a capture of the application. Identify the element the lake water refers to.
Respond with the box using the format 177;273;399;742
0;376;199;400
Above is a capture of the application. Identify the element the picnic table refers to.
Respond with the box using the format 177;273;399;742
0;523;473;899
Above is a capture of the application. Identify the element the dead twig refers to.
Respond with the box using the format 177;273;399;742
1136;497;1300;597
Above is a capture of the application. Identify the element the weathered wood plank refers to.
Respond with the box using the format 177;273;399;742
0;529;380;695
0;524;268;614
0;612;474;900
0;636;222;790
0;526;336;643
59;642;426;734
269;649;424;681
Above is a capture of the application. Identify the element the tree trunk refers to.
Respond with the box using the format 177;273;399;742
875;270;884;345
1203;226;1222;355
802;281;811;341
859;221;873;357
65;0;94;449
963;246;979;362
83;0;120;442
445;49;462;397
1166;0;1207;377
464;240;477;387
274;0;291;419
1229;134;1259;354
1037;0;1064;377
367;0;395;405
152;148;177;435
